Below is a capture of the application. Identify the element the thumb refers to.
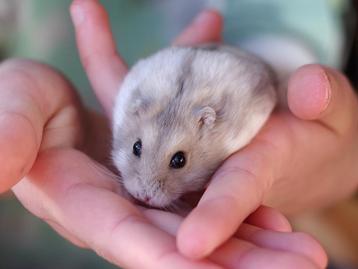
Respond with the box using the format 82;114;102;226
288;64;358;135
0;59;82;193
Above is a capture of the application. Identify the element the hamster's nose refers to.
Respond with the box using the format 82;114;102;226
134;194;152;206
143;195;150;203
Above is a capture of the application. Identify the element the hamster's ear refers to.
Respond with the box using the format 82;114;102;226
195;106;216;128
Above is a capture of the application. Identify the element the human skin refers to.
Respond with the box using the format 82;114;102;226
176;20;358;263
0;0;338;268
70;0;357;264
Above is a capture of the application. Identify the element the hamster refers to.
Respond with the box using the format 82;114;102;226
112;45;277;208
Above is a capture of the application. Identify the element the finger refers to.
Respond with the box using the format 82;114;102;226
45;219;88;249
144;209;182;236
13;149;222;269
245;206;292;232
236;224;328;268
71;0;128;118
145;209;324;269
288;64;358;135
0;59;82;193
144;209;316;269
177;126;288;259
147;214;256;269
212;240;320;269
173;9;223;46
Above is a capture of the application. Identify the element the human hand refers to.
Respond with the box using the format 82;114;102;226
176;13;358;263
0;0;327;268
70;0;327;267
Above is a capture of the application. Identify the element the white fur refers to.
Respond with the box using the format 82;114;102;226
112;46;277;207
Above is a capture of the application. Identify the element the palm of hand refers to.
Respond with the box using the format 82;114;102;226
0;0;340;268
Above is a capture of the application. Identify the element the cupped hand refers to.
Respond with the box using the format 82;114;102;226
0;0;328;268
176;9;358;264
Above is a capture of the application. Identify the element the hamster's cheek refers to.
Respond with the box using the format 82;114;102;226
148;192;176;208
112;150;131;173
122;178;141;199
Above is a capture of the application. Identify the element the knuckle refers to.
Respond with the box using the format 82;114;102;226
215;165;257;183
214;165;264;202
0;58;76;104
0;58;60;84
81;49;104;72
0;58;41;88
0;58;43;75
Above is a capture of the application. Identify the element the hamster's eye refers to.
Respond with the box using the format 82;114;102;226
170;151;186;169
133;140;142;157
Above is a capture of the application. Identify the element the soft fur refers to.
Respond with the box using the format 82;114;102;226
112;45;277;207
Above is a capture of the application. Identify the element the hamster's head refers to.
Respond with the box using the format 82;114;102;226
112;106;221;208
112;46;276;208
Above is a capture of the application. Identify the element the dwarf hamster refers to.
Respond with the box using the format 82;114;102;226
112;45;277;208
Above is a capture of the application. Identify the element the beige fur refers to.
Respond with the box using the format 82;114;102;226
112;45;277;207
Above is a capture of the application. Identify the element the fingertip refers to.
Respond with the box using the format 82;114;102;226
70;1;85;26
288;64;331;120
239;227;328;269
269;215;292;233
70;0;106;27
177;198;238;259
177;228;209;260
293;232;328;269
246;206;292;232
194;9;223;29
302;233;328;269
177;206;217;259
177;215;212;259
174;9;223;45
204;9;224;41
70;0;126;117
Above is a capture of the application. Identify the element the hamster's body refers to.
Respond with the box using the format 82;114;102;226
112;45;277;207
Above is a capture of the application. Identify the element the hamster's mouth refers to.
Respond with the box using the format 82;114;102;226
132;196;170;210
130;189;206;211
134;199;157;209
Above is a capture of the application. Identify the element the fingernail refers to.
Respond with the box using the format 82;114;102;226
288;65;332;119
306;67;332;115
320;69;332;114
71;4;85;25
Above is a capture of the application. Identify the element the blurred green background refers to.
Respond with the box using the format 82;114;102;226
0;0;352;268
0;195;118;269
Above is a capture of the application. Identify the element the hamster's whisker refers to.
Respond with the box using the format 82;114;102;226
86;160;122;184
164;203;176;213
166;200;192;215
111;45;277;214
170;203;180;212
